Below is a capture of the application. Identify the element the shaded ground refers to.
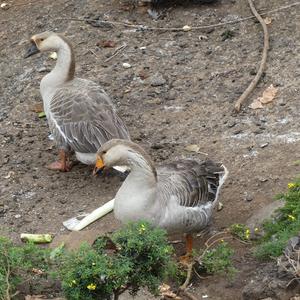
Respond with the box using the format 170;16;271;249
0;0;300;299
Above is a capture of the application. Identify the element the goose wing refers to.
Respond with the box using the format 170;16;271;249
157;159;227;208
156;159;227;233
48;79;130;153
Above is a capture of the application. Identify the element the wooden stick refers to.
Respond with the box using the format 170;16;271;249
234;0;269;112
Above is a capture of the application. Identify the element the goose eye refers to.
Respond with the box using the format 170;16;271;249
40;38;44;42
102;151;106;155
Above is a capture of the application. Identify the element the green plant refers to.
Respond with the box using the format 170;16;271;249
255;180;300;260
200;242;236;280
229;223;251;241
0;237;50;300
58;221;177;300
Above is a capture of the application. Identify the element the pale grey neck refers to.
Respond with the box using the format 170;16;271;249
41;40;74;93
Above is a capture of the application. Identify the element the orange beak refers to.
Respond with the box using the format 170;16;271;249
93;157;105;176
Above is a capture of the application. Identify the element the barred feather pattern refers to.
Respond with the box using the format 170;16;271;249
156;159;227;233
48;78;130;153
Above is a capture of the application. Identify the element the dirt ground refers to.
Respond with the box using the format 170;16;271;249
1;0;300;299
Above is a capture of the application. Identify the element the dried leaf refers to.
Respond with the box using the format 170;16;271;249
185;144;200;153
159;283;182;299
32;268;44;275
264;17;272;25
97;40;116;48
249;99;263;109
32;103;44;113
259;84;278;104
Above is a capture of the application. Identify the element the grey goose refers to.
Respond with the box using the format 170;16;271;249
25;31;130;171
93;139;228;255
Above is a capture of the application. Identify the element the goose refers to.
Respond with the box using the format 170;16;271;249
93;139;228;256
24;31;130;171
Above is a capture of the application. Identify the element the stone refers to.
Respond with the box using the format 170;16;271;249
149;73;166;87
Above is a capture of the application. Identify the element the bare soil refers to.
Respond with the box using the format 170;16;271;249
0;0;300;299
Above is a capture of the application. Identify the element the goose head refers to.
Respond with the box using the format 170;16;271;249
93;139;157;178
24;31;68;58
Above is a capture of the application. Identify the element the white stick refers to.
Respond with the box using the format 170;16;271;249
63;199;115;231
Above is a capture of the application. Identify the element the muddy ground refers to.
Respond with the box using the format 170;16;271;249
0;0;300;299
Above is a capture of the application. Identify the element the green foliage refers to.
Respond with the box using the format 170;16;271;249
58;221;177;300
0;237;50;299
201;242;236;280
229;223;251;241
255;180;300;260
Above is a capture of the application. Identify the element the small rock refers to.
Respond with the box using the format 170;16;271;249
244;193;253;202
37;67;48;73
260;142;269;148
122;62;132;69
227;121;236;128
217;202;223;211
258;177;268;182
182;25;191;32
1;2;9;10
149;73;166;87
15;214;21;219
233;129;242;135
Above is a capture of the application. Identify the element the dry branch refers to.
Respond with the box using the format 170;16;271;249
234;0;269;112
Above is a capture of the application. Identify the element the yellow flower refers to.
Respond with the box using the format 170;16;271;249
245;229;250;239
254;227;259;232
220;239;224;243
288;214;296;221
87;283;97;290
139;224;146;234
92;262;96;266
288;183;296;189
69;280;77;287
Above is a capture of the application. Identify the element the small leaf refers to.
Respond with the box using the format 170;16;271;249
249;99;263;109
259;84;278;104
38;111;46;118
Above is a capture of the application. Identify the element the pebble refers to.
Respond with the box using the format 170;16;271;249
227;121;236;128
217;202;223;211
150;73;166;87
37;67;48;73
15;214;21;219
244;193;253;202
260;142;269;148
122;63;132;69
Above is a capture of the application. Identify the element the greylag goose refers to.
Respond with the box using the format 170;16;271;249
93;139;228;255
24;31;130;171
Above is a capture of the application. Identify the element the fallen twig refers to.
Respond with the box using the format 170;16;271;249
234;0;269;112
180;290;199;300
104;43;127;62
54;2;300;32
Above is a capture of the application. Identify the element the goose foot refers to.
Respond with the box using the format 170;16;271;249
46;150;72;172
179;253;193;266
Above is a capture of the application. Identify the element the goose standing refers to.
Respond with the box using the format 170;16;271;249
25;31;130;171
93;139;228;255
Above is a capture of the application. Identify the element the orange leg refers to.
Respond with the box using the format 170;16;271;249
46;149;72;172
179;234;194;265
186;234;193;256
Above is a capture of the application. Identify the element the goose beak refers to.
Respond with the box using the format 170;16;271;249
24;42;40;58
93;157;105;176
